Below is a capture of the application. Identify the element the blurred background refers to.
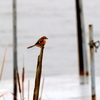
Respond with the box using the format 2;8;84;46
0;0;100;80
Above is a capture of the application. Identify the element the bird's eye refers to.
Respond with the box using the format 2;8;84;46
45;37;48;39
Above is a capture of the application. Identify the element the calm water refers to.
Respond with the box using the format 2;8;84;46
0;0;100;80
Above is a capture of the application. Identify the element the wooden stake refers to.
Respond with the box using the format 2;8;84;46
13;0;18;99
33;47;44;100
75;0;88;84
89;25;96;100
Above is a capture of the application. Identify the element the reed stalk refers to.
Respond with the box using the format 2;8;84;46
33;46;44;100
0;45;7;81
28;80;30;100
17;73;22;100
22;67;25;99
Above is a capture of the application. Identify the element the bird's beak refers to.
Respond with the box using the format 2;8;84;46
46;37;48;39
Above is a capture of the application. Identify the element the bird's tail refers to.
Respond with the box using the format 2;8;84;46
27;45;35;49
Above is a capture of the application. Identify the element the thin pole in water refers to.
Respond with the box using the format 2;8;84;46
89;25;96;100
75;0;88;84
13;0;18;100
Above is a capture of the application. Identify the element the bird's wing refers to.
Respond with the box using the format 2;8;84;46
35;39;43;45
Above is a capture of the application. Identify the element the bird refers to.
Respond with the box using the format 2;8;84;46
27;36;48;49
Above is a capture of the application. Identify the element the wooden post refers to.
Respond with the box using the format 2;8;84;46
75;0;88;84
89;25;96;100
13;0;18;99
33;47;44;100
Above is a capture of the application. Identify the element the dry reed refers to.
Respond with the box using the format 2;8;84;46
17;72;22;100
0;45;7;81
22;67;25;99
0;92;19;100
33;46;44;100
28;80;30;100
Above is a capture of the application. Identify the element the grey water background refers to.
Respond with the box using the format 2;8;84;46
0;0;100;80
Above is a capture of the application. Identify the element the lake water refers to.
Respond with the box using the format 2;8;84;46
0;0;100;80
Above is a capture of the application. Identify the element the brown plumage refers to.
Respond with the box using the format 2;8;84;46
27;36;48;49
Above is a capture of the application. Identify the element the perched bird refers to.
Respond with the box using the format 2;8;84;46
27;36;48;49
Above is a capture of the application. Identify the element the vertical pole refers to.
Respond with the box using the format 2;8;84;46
89;25;96;100
28;80;30;100
75;0;88;84
33;47;44;100
13;0;18;100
